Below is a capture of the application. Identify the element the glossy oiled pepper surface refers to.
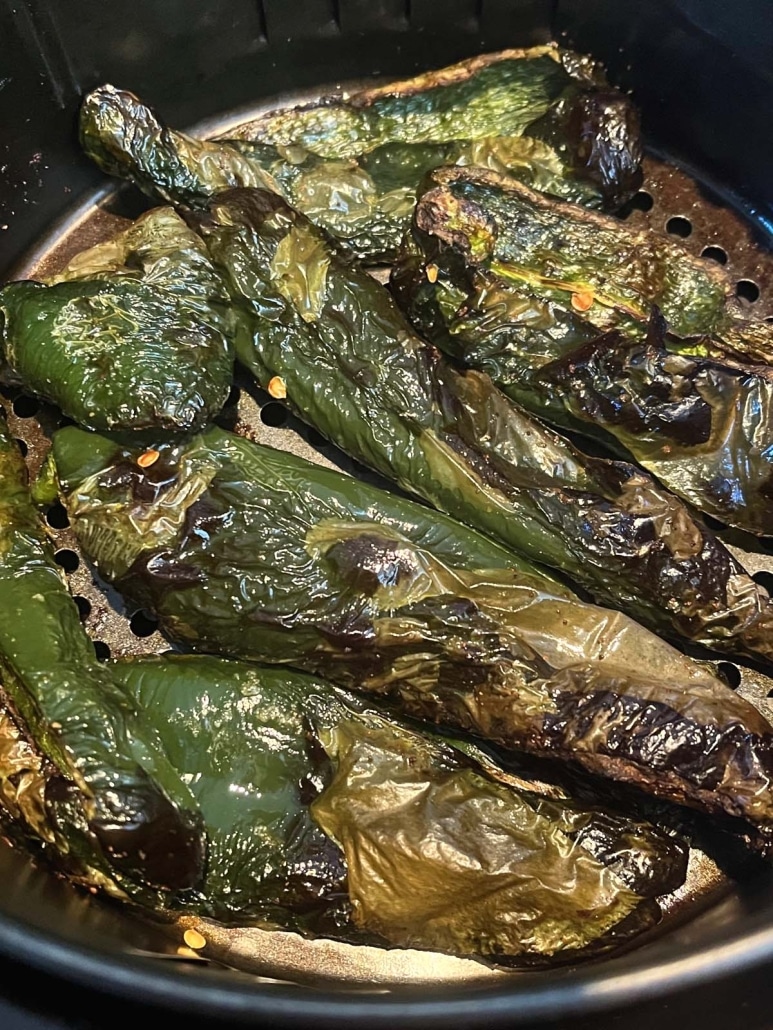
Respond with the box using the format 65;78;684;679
194;188;773;666
391;168;773;535
0;412;204;894
78;46;642;263
393;166;772;360
52;424;773;841
0;207;237;432
107;652;688;962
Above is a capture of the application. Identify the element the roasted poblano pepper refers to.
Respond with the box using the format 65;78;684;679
193;188;773;665
0;440;685;964
393;166;772;363
78;46;642;263
96;653;689;962
0;642;685;961
391;173;773;535
0;412;204;894
0;207;237;432
51;423;773;840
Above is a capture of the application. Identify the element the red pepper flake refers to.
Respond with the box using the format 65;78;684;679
183;928;207;951
137;449;160;469
268;376;287;400
571;291;594;312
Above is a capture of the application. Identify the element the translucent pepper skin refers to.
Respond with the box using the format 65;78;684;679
0;208;236;433
77;46;642;263
104;653;688;964
394;254;773;536
0;413;204;894
390;168;773;536
193;188;773;667
52;424;773;841
391;165;772;361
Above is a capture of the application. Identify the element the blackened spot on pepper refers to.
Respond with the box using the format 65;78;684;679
343;358;377;389
542;687;773;804
182;495;233;543
120;550;204;602
705;475;743;512
242;604;283;626
296;715;336;807
441;426;522;498
209;187;291;232
431;659;495;693
414;184;497;266
278;812;350;917
324;532;418;596
44;772;75;805
100;455;179;505
563;91;643;205
88;773;206;891
568;811;688;898
538;327;713;449
316;611;377;651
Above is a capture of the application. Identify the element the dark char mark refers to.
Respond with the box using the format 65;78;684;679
48;774;206;891
537;322;714;449
540;686;773;819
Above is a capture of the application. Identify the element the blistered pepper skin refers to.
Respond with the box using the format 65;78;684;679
78;47;642;263
391;167;773;536
53;424;773;842
190;188;773;667
0;208;236;433
0;411;204;894
106;652;688;963
394;165;772;359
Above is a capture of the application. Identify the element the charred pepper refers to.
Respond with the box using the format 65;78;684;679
100;652;687;963
0;456;682;963
0;411;204;894
0;207;237;432
78;46;642;263
391;169;773;535
393;166;772;362
194;188;773;665
51;424;773;840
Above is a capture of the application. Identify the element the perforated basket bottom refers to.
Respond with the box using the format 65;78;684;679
3;83;773;987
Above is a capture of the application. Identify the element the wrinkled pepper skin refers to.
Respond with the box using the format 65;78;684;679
0;643;682;961
196;188;773;666
393;166;771;363
391;181;773;535
52;424;773;839
0;413;204;894
0;208;236;432
106;653;686;962
79;46;641;262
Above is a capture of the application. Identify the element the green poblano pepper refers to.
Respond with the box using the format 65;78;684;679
78;46;642;263
98;653;688;962
0;412;204;894
0;207;237;432
0;643;685;961
391;173;773;535
51;424;773;840
194;188;773;666
394;166;771;362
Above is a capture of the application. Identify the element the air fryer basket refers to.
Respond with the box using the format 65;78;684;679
1;1;773;1027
